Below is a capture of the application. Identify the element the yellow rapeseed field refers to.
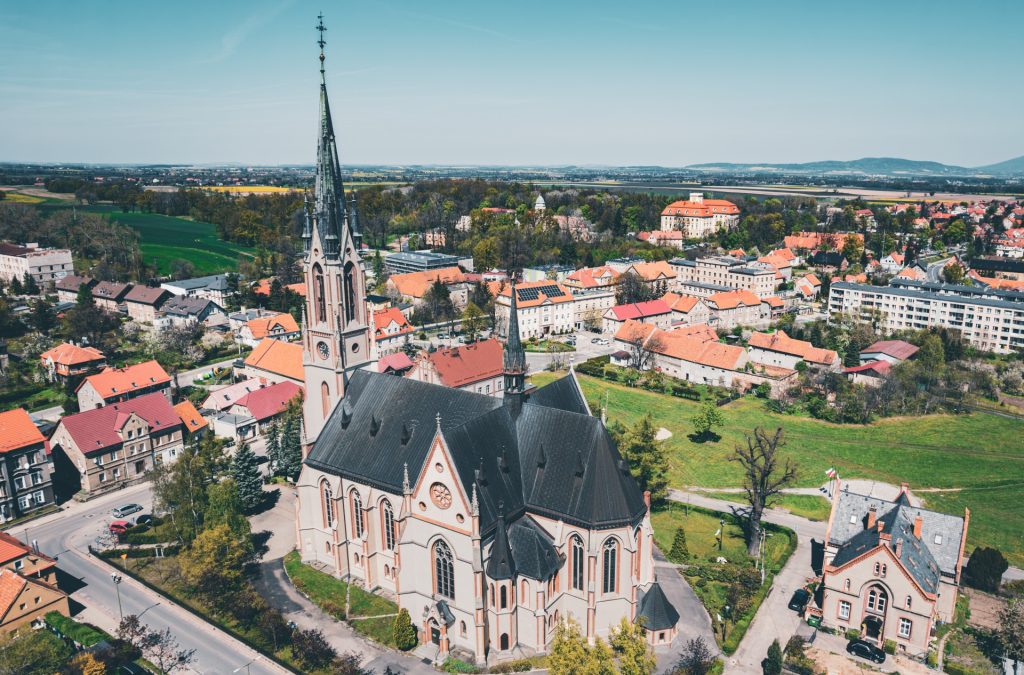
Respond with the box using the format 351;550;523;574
200;185;298;194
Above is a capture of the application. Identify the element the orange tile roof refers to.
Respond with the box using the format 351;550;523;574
373;307;414;338
660;292;701;313
0;569;28;618
614;320;742;370
173;400;208;433
662;198;739;218
801;273;821;287
968;270;1024;290
246;313;299;339
727;248;746;257
0;408;45;454
748;330;838;366
565;266;620;288
253;278;307;298
498;280;574;308
80;360;171;400
389;267;465;299
244;338;304;382
40;343;105;367
783;232;862;251
422;339;503;388
895;266;926;280
627;260;675;281
704;289;761;310
0;532;55;567
763;296;785;308
770;248;796;261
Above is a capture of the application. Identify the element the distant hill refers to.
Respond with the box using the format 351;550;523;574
687;155;1024;177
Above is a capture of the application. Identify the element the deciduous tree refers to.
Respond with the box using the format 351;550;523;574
675;636;715;675
611;617;656;675
731;428;796;556
691;400;724;442
292;628;336;671
998;599;1024;675
141;627;195;674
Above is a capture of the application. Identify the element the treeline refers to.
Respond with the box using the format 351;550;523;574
716;196;819;253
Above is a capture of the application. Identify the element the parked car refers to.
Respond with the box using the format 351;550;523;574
437;333;450;340
109;520;130;537
112;503;143;519
591;337;602;344
133;514;153;527
788;588;811;612
846;639;886;664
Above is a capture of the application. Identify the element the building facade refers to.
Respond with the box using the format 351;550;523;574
76;360;172;410
0;410;54;524
659;194;739;239
494;281;576;339
0;243;73;285
670;256;776;299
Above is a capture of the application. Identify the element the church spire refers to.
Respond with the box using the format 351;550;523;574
503;284;526;395
312;13;349;259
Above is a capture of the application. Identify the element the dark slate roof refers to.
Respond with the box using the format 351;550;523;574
830;487;964;579
504;514;561;581
635;583;679;631
526;370;590;416
306;370;646;534
485;509;515;580
162;295;222;317
809;251;847;267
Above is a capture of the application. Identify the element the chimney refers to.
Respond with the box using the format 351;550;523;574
876;520;884;533
913;515;922;539
867;506;877;530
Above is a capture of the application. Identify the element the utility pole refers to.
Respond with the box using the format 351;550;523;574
111;573;123;621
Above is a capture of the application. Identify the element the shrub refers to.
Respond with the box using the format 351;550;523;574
44;611;110;647
883;639;897;655
442;656;480;673
845;628;860;640
292;628;336;670
489;658;538;673
668;527;690;563
762;639;782;675
392;608;418;651
963;547;1009;593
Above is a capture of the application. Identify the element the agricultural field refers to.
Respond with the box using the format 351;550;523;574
200;185;299;194
531;371;1024;565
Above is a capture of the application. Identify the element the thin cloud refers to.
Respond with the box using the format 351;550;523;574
205;0;297;63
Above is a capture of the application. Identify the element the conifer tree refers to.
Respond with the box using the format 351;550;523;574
231;442;264;511
392;608;417;651
762;639;783;675
265;421;282;473
278;412;303;480
668;527;689;563
619;414;669;504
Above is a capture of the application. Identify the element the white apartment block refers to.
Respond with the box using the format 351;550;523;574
494;282;576;339
571;289;616;330
828;282;1024;355
0;243;74;285
670;256;777;299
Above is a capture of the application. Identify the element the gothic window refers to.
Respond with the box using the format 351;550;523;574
905;595;912;610
500;585;508;609
520;580;529;609
321;382;330;420
382;500;396;551
434;540;455;600
602;538;618;594
350;490;364;539
321;482;333;528
343;262;356;323
571;536;585;591
313;263;326;323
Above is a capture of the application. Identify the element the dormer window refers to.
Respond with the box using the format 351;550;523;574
934;534;943;545
849;515;857;524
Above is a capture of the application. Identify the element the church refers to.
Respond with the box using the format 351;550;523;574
293;25;677;664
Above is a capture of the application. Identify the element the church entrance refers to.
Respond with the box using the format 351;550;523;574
429;619;441;645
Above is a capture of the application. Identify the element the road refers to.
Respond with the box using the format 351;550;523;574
4;484;284;675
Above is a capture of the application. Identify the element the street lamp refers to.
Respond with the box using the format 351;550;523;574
110;573;123;621
233;655;259;675
718;518;725;552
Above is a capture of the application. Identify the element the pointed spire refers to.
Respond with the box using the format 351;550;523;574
402;462;411;495
502;284;526;397
435;411;442;430
485;500;515;580
311;13;350;259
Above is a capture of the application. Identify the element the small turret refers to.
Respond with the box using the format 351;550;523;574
502;284;527;405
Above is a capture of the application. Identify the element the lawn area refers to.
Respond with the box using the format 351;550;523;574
524;339;574;353
531;371;1024;565
699;492;833;522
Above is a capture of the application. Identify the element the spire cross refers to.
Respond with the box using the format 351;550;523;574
315;13;327;79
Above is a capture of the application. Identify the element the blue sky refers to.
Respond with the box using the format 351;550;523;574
1;0;1022;166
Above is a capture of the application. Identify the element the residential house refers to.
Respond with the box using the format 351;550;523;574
236;312;300;347
703;290;766;329
0;568;69;633
373;307;415;355
859;340;918;365
747;330;841;371
637;230;684;250
571;288;617;331
659;193;739;238
784;232;862;253
161;273;232;306
494;281;576;339
385;266;469;310
241;338;304;385
0;409;54;524
808;251;849;274
0;243;73;286
795;274;821;300
407;339;504;397
601;300;673;334
820;481;968;657
229;381;303;434
200;378;269;412
564;266;621;291
91;281;132;312
76;360;172;410
879;253;906;275
54;275;96;304
123;285;172;322
173;400;209;439
660;292;711;326
50;392;185;495
228;307;282;331
159;295;225;327
377;352;415;376
0;532;58;585
844;361;891;387
39;342;105;384
623;261;675;294
895;266;927;282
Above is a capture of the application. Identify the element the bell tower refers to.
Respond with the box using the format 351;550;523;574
301;13;372;446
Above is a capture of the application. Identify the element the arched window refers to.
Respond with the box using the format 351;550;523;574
381;500;396;550
343;262;356;323
571;536;585;591
321;382;330;420
499;633;509;650
844;578;851;591
873;562;880;576
434;540;455;600
868;589;877;609
350;490;364;539
881;564;887;577
602;539;618;594
313;263;326;323
634;527;642;576
460;621;467;637
500;585;508;609
321;482;334;528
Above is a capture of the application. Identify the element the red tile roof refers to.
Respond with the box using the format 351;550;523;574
422;339;503;388
704;289;761;310
662;198;739;218
0;569;28;618
373;307;414;339
378;352;415;373
244;339;304;382
0;532;55;567
0;409;45;454
608;299;671;321
80;360;171;400
748;330;838;366
862;340;919;361
389;267;465;298
173;400;208;433
234;381;303;422
245;313;299;339
844;360;891;377
59;392;181;456
40;342;105;367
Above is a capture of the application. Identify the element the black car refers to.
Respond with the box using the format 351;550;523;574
787;588;811;612
846;639;886;664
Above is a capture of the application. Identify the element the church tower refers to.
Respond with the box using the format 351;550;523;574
301;14;372;446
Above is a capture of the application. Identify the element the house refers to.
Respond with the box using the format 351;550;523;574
378;352;415;376
747;330;841;371
91;281;132;312
563;266;620;291
50;392;185;495
201;378;269;412
895;266;927;282
859;340;919;365
495;281;576;339
0;568;69;634
39;342;106;384
762;296;786;319
601;299;673;334
0;409;54;524
241;338;304;385
844;361;891;387
754;253;793;281
703;289;765;329
229;381;303;434
236;312;300;347
228;307;283;332
373;307;415;355
206;411;258;443
407;339;504;397
808;251;849;273
820;481;968;657
660;292;711;326
659;193;740;238
784;232;862;253
123;285;172;322
879;252;906;275
385;266;469;309
0;243;74;286
795;274;821;300
159;296;225;327
637;230;684;250
173;400;209;438
76;360;172;410
54;275;96;304
522;264;576;283
623;261;676;293
0;532;58;585
161;273;232;306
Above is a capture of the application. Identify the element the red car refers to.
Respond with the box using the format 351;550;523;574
109;520;130;537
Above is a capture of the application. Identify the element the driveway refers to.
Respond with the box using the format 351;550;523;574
652;546;719;674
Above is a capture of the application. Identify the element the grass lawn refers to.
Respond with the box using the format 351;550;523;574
699;492;833;522
531;371;1024;566
524;339;574;353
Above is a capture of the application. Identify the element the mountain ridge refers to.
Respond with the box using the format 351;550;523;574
686;155;1024;177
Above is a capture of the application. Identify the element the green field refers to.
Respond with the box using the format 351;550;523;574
532;371;1024;565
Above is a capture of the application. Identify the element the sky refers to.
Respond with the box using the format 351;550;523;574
1;0;1022;167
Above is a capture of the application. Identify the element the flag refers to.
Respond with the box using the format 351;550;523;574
825;467;837;479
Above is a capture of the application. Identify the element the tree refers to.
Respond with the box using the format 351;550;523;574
204;478;251;538
611;618;656;675
548;619;591;675
141;627;196;674
292;628;336;671
585;637;617;675
943;261;965;284
963;546;1009;593
619;322;663;371
66;652;106;675
675;636;715;675
21;274;39;296
668;527;690;563
178;523;254;598
616;272;656;305
278;410;303;480
392;608;418;651
151;434;228;545
265;421;282;473
231;442;265;511
762;639;783;675
371;249;389;291
31;298;56;334
691;400;724;442
731;428;796;556
461;301;486;340
423;280;455;324
117;614;149;652
618;414;669;504
0;628;73;675
997;599;1024;675
333;652;372;675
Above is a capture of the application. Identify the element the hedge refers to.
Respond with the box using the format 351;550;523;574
45;611;111;647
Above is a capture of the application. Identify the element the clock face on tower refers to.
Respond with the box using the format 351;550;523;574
317;341;330;360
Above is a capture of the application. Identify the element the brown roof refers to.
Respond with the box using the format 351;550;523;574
626;260;675;281
92;281;131;301
389;267;465;298
124;285;171;306
748;330;838;366
79;360;171;400
58;392;181;456
0;408;45;454
54;275;95;292
244;338;304;382
862;340;919;361
422;339;503;388
40;342;105;367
